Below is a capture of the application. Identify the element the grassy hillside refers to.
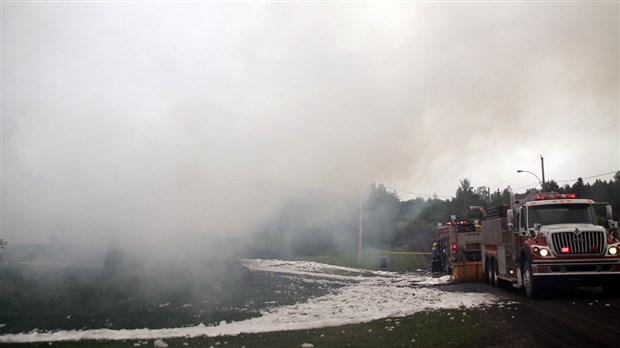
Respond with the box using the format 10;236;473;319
299;249;431;272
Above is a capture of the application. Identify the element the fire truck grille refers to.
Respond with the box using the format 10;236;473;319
550;231;606;255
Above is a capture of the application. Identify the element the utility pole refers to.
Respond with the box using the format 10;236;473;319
487;186;491;205
358;190;363;264
540;155;546;191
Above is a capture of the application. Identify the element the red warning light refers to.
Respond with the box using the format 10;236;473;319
535;193;576;200
561;246;570;253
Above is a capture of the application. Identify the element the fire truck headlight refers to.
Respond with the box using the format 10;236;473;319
609;246;618;255
539;248;550;257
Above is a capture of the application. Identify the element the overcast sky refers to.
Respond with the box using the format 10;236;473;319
2;1;618;245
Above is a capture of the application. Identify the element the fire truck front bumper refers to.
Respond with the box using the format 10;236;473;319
531;258;620;277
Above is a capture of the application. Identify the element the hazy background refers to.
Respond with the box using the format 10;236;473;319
2;1;618;247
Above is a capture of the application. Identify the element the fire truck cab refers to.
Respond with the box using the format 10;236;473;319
481;192;620;298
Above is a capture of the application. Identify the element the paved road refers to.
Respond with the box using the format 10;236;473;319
438;280;620;347
513;287;620;347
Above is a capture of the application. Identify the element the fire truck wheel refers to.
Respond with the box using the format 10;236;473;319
487;258;495;285
486;259;491;284
493;261;504;288
523;261;539;299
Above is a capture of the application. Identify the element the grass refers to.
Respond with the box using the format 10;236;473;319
0;262;333;335
299;249;430;272
1;309;487;347
1;250;457;347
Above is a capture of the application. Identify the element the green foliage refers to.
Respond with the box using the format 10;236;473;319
299;250;429;271
243;190;359;259
363;184;401;248
0;240;256;334
1;310;488;348
0;238;6;261
542;171;620;221
246;173;620;259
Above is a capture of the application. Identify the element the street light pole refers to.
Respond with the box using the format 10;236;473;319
540;155;546;190
517;169;543;190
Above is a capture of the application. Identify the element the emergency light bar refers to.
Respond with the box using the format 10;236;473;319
535;193;576;200
446;220;472;225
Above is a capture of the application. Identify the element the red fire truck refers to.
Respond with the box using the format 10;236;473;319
481;192;620;298
434;221;483;280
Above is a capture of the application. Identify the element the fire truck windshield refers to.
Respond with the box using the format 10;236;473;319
528;204;597;227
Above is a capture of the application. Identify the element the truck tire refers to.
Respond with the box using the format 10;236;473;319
523;261;540;299
486;259;491;284
493;261;504;288
487;258;495;285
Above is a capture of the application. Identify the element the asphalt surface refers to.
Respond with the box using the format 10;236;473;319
437;280;620;348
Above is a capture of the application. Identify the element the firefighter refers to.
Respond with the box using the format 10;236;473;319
432;242;442;273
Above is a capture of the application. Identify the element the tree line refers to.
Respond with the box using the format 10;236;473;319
244;172;620;259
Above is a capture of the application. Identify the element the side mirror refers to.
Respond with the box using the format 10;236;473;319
606;205;613;220
507;209;514;230
529;223;541;238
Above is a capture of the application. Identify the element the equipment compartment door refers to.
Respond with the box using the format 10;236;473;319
497;246;507;275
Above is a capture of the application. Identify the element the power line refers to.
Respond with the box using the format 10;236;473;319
542;123;618;157
515;182;539;191
514;170;618;191
491;123;618;190
384;186;454;199
384;125;618;198
387;169;618;200
489;173;518;190
554;170;618;183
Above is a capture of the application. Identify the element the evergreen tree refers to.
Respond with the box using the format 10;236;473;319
546;180;560;193
245;172;620;258
572;177;586;198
